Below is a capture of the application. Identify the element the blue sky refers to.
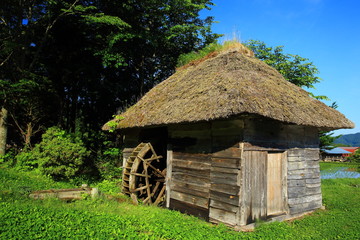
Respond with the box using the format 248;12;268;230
201;0;360;135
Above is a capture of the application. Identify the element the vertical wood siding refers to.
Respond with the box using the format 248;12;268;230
240;151;267;225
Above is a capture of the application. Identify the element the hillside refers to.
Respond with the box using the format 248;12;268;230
334;132;360;146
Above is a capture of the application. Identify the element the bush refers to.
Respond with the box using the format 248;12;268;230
95;140;122;180
347;149;360;163
15;127;90;180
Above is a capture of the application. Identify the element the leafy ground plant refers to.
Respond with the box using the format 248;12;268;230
1;164;359;239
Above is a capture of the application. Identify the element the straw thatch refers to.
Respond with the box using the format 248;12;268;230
103;44;354;131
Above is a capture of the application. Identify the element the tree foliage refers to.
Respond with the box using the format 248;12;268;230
1;0;219;178
15;127;90;180
244;40;326;97
347;149;360;163
243;40;342;149
0;0;218;146
319;132;341;150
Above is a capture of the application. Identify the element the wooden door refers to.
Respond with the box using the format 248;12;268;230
267;152;286;216
240;151;267;225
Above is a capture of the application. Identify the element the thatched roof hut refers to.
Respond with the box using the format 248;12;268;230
103;43;354;230
104;43;354;131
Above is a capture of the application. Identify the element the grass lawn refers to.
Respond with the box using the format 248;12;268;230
1;163;359;239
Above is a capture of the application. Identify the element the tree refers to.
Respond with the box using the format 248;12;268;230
1;0;219;166
347;148;360;163
15;127;90;180
244;40;326;99
97;0;221;100
0;0;90;149
244;40;341;149
0;107;7;155
319;131;341;150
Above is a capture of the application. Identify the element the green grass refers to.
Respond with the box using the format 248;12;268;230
176;40;246;68
1;164;359;239
319;161;359;171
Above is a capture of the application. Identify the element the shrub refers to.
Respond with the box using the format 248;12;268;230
347;149;360;163
15;127;90;180
95;140;122;180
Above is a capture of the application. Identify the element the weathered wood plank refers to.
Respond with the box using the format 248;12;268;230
288;179;306;187
287;173;305;180
172;152;211;163
170;181;209;199
170;198;209;221
211;166;239;174
243;143;286;151
172;166;210;177
267;152;286;216
304;172;320;178
210;190;239;206
306;187;321;195
170;190;209;209
288;161;305;171
287;187;306;198
288;169;307;175
210;199;239;213
166;147;173;208
306;183;321;188
287;148;319;158
171;172;210;187
209;207;237;226
210;183;239;195
172;159;211;170
306;160;320;168
212;147;241;158
171;179;209;191
210;176;237;186
29;187;99;200
305;178;321;184
210;171;237;181
288;194;322;205
211;157;241;168
289;201;322;214
240;151;267;225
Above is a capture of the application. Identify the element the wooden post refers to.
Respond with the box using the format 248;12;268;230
166;144;173;208
236;142;244;226
0;107;8;156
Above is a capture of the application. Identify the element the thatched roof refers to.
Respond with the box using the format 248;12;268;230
103;44;354;131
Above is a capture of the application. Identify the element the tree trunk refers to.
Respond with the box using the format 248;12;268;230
0;107;8;156
24;122;33;148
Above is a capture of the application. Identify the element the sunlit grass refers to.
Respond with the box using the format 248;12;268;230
1;164;359;239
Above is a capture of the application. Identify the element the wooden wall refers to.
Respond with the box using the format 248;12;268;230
243;117;319;150
243;117;322;218
167;120;244;224
287;148;322;214
122;116;322;227
209;120;243;226
168;122;212;219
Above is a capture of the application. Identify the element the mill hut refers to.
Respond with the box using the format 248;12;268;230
103;43;354;229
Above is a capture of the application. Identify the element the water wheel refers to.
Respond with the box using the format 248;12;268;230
122;143;166;205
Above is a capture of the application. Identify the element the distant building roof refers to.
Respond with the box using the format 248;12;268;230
322;147;352;154
338;147;359;153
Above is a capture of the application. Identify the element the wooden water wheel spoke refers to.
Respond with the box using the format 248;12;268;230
131;184;152;193
122;142;166;206
154;185;166;205
151;181;161;197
